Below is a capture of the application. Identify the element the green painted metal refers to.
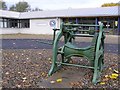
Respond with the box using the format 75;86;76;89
56;62;94;69
48;22;105;84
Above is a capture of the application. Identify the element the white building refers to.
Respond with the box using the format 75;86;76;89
0;6;120;34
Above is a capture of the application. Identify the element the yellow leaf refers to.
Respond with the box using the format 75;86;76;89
56;78;62;82
109;76;117;79
100;82;105;85
111;73;118;77
109;73;118;79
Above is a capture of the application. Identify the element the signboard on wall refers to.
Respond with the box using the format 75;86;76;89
37;23;47;26
49;20;56;27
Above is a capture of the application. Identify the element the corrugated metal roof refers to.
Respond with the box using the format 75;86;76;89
0;10;20;18
20;6;119;19
0;6;119;19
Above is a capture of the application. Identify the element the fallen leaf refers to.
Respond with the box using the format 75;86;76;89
100;82;105;85
109;68;112;70
56;78;62;83
114;69;118;73
35;64;39;67
5;72;9;75
105;75;109;78
17;85;21;88
109;73;118;79
23;80;26;82
22;77;27;80
48;58;51;60
12;53;14;55
15;56;18;58
18;72;21;74
50;80;55;84
41;72;45;76
109;76;117;79
112;73;118;77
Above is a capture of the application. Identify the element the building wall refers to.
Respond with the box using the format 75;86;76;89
0;17;119;35
21;18;60;34
0;18;61;34
0;28;20;34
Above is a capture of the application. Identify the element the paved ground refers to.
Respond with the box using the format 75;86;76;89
1;39;119;54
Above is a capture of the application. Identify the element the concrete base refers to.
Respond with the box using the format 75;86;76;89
38;68;90;88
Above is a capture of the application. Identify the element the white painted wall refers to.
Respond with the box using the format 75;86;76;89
0;28;20;34
21;18;61;34
0;18;61;34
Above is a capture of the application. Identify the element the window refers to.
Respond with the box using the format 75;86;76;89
63;17;95;24
0;18;3;28
20;19;30;28
0;22;3;28
9;19;18;28
0;18;30;28
99;17;118;29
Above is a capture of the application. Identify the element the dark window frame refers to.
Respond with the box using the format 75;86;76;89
0;18;30;28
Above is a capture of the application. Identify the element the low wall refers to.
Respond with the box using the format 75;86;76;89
0;28;54;35
0;28;20;34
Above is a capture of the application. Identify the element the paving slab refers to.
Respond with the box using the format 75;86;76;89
38;68;90;88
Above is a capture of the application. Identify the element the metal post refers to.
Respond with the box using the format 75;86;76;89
95;17;98;30
118;17;120;35
76;18;78;24
106;21;109;31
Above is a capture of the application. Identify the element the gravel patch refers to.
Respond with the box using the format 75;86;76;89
1;49;119;89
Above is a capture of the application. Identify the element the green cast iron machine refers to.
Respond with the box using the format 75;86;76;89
48;22;105;84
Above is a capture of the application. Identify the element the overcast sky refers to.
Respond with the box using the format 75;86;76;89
3;0;120;10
